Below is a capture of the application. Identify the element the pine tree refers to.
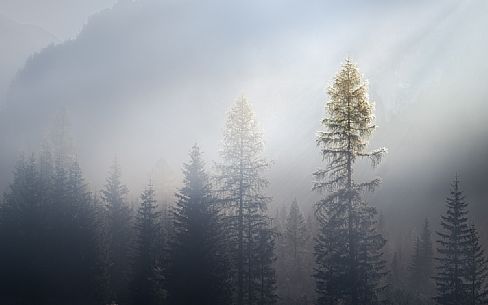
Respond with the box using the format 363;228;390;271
278;199;312;305
389;251;402;289
131;182;161;305
435;176;471;305
254;219;278;305
313;58;387;305
167;144;231;305
0;155;99;305
464;225;488;305
407;219;434;297
409;237;423;292
216;96;273;305
58;159;99;304
286;200;309;265
0;156;46;304
420;218;434;294
101;159;133;304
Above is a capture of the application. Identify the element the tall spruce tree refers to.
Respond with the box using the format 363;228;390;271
278;199;312;305
131;182;161;305
286;200;309;265
0;155;99;305
409;237;423;293
464;224;488;305
421;219;434;287
0;156;46;304
101;159;133;304
435;176;471;305
254;219;278;305
313;58;387;305
167;145;231;305
409;219;434;295
216;96;274;305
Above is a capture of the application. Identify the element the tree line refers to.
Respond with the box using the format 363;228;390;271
0;59;487;305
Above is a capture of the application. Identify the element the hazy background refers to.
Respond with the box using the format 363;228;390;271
1;0;487;248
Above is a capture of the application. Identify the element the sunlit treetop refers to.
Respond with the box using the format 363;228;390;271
314;58;387;194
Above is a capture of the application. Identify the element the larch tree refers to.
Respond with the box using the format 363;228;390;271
313;58;387;305
217;97;274;305
167;145;231;305
464;224;488;305
216;96;275;305
131;182;161;305
435;176;471;305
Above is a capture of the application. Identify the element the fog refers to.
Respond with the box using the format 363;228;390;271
1;0;487;240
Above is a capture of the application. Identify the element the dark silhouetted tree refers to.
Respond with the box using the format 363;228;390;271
465;224;488;305
0;155;99;305
254;219;278;305
101;159;133;304
277;199;312;305
167;145;231;305
409;237;423;292
409;219;434;295
0;156;46;304
435;176;470;305
131;182;161;305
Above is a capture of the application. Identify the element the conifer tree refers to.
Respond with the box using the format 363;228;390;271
101;159;133;304
390;251;402;289
286;200;309;265
47;159;98;304
0;156;46;303
254;219;278;305
0;155;99;305
409;237;423;292
464;224;488;305
131;182;161;305
277;199;312;305
420;219;434;294
167;145;231;305
408;219;434;296
216;96;273;305
313;58;387;305
435;176;471;305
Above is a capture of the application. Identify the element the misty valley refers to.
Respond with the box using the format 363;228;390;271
0;1;487;305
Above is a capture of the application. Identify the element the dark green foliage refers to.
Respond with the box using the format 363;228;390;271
254;219;278;305
100;160;133;303
0;154;99;305
276;200;314;305
167;145;231;305
435;177;471;305
464;225;488;305
409;219;434;296
131;183;162;305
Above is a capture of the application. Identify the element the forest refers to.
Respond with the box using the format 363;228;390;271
0;58;486;305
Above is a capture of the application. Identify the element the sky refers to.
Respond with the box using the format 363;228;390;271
0;0;487;243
